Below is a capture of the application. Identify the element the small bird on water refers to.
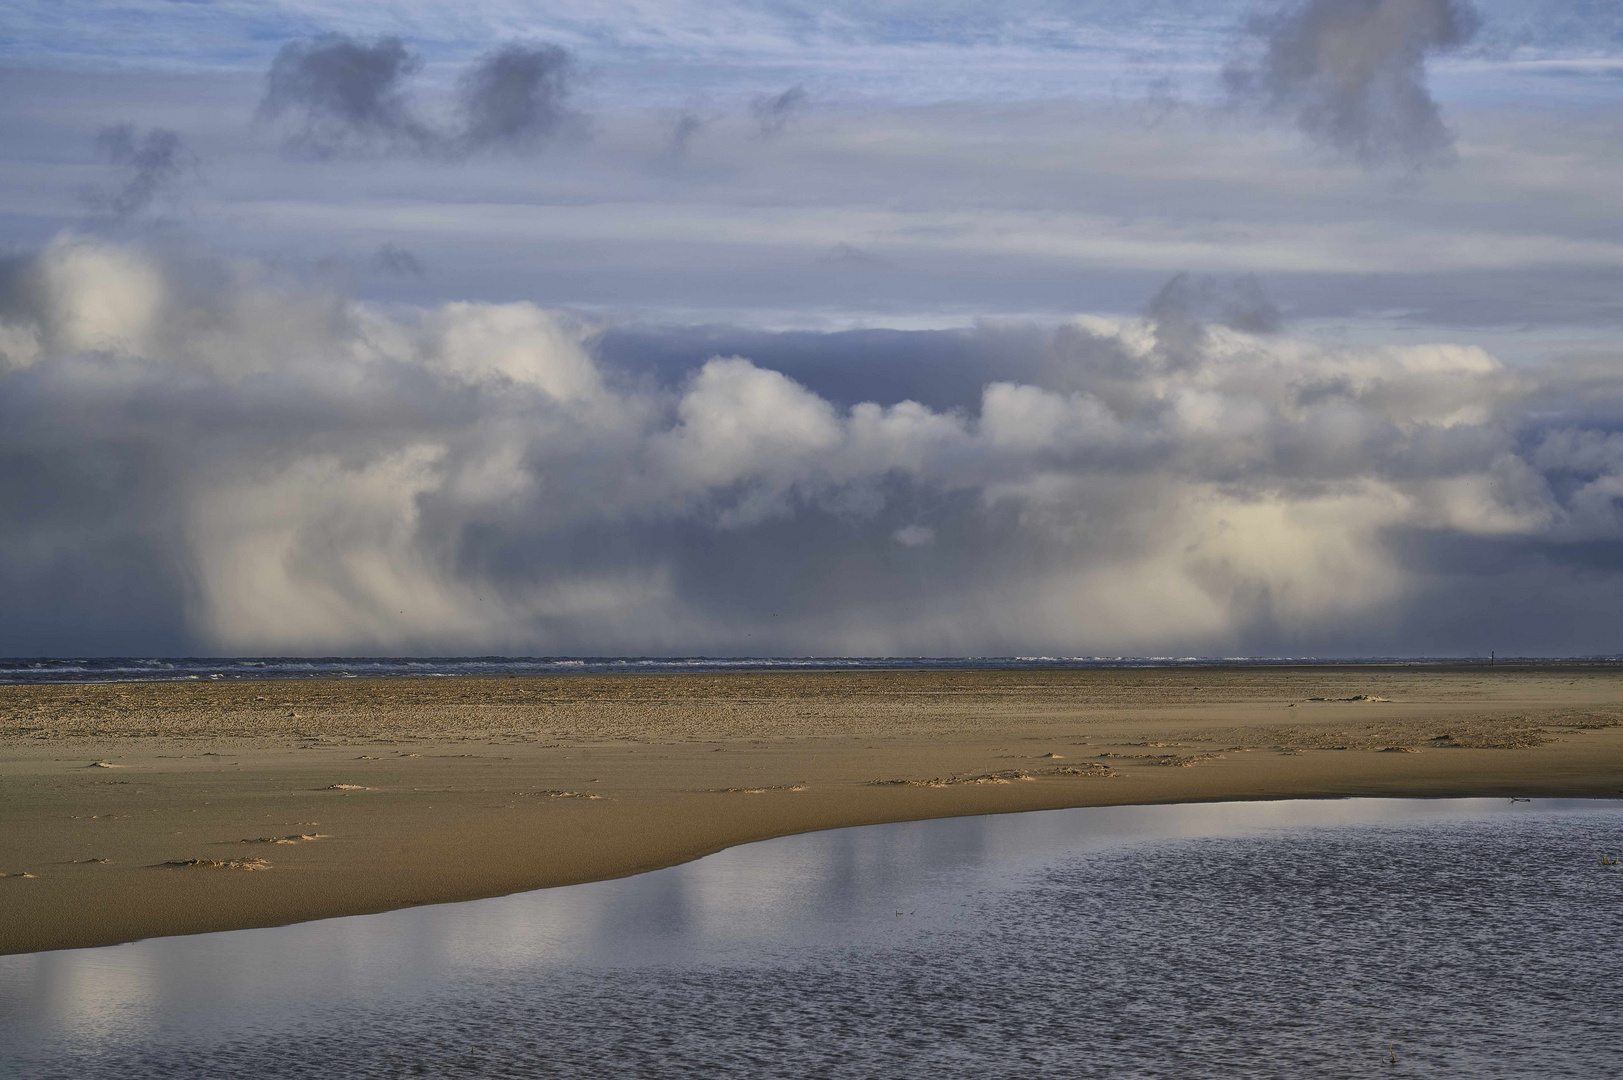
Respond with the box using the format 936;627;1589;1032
1389;1044;1397;1065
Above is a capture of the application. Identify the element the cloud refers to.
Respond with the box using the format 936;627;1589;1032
819;243;892;268
656;111;710;166
1146;273;1284;365
1227;0;1479;166
457;43;581;153
371;243;425;278
90;124;195;220
257;34;582;159
2;233;1623;656
750;85;808;139
258;34;433;159
20;74;1623;334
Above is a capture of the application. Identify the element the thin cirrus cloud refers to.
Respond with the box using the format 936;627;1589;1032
256;33;583;159
1228;0;1480;166
1;233;1621;657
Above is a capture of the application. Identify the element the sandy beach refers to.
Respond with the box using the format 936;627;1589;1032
3;665;1621;955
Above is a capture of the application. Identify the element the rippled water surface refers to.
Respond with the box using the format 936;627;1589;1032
9;654;1620;684
5;799;1621;1078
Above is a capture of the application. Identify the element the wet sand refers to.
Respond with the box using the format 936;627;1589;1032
3;666;1621;955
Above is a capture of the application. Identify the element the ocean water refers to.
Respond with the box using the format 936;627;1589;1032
4;655;1618;684
4;798;1620;1079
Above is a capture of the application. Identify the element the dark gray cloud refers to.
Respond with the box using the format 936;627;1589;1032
659;112;709;164
750;85;808;138
1228;0;1479;165
1213;275;1284;334
1146;273;1284;367
258;34;433;159
257;34;582;159
3;233;1623;656
371;242;425;278
90;124;194;220
457;44;580;153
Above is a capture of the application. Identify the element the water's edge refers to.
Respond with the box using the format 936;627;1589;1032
11;793;1618;960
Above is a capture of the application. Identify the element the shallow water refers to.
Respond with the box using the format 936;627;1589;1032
4;799;1620;1078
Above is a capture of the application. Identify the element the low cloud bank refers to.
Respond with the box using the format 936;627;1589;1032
1;234;1620;656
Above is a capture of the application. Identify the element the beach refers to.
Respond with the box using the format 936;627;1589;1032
3;665;1621;955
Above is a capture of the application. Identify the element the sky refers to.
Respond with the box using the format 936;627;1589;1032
2;0;1622;657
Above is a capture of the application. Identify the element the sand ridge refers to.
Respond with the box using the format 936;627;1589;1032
2;665;1621;955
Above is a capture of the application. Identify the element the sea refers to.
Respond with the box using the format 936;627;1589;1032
3;654;1617;684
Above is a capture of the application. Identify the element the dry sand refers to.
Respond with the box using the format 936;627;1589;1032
3;665;1621;955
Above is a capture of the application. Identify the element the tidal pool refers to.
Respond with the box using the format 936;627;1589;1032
4;798;1620;1078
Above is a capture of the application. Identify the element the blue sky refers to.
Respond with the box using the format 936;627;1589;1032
5;2;1621;66
2;1;1623;656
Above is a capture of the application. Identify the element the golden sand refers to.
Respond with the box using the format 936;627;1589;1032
2;666;1620;954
